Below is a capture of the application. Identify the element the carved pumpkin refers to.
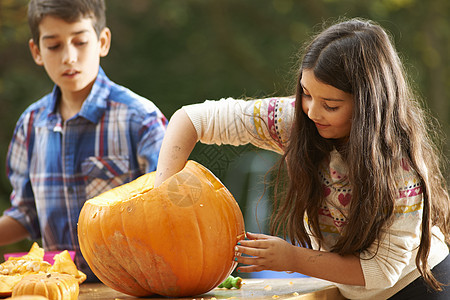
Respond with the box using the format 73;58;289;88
78;160;245;297
11;273;79;300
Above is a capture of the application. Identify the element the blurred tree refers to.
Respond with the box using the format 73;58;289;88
0;0;449;258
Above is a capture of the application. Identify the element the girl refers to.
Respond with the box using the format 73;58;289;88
154;19;449;299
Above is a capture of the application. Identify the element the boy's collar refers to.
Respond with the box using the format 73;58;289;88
48;67;111;124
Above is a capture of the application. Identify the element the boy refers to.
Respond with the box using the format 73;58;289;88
0;0;167;281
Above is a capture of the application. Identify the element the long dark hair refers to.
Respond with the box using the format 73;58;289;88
271;18;449;291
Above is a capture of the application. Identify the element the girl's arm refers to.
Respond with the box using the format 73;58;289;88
154;97;295;186
235;232;365;286
154;108;198;187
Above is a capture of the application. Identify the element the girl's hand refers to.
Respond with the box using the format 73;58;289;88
234;232;295;273
234;233;366;286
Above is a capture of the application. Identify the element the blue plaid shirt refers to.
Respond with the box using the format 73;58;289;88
4;67;167;278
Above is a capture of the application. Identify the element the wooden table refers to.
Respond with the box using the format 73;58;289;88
79;278;346;299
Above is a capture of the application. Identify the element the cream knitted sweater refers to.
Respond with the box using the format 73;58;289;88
183;97;449;300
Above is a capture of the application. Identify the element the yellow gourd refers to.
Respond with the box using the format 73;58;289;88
12;273;78;300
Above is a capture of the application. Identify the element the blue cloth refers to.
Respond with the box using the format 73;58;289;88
4;67;167;277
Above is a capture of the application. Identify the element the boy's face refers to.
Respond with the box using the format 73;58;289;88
29;16;110;100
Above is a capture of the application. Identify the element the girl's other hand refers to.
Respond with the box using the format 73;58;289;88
234;232;296;273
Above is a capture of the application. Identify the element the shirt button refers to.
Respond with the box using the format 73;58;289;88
67;186;74;194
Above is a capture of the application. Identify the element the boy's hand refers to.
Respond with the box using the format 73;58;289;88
0;216;29;246
234;232;295;273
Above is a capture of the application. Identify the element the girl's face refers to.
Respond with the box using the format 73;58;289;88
301;69;354;141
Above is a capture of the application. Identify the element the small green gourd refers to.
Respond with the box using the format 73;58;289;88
218;275;242;289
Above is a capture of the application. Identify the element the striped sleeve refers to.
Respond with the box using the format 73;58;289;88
183;97;295;154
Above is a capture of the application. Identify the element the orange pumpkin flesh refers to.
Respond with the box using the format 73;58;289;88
78;160;245;297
